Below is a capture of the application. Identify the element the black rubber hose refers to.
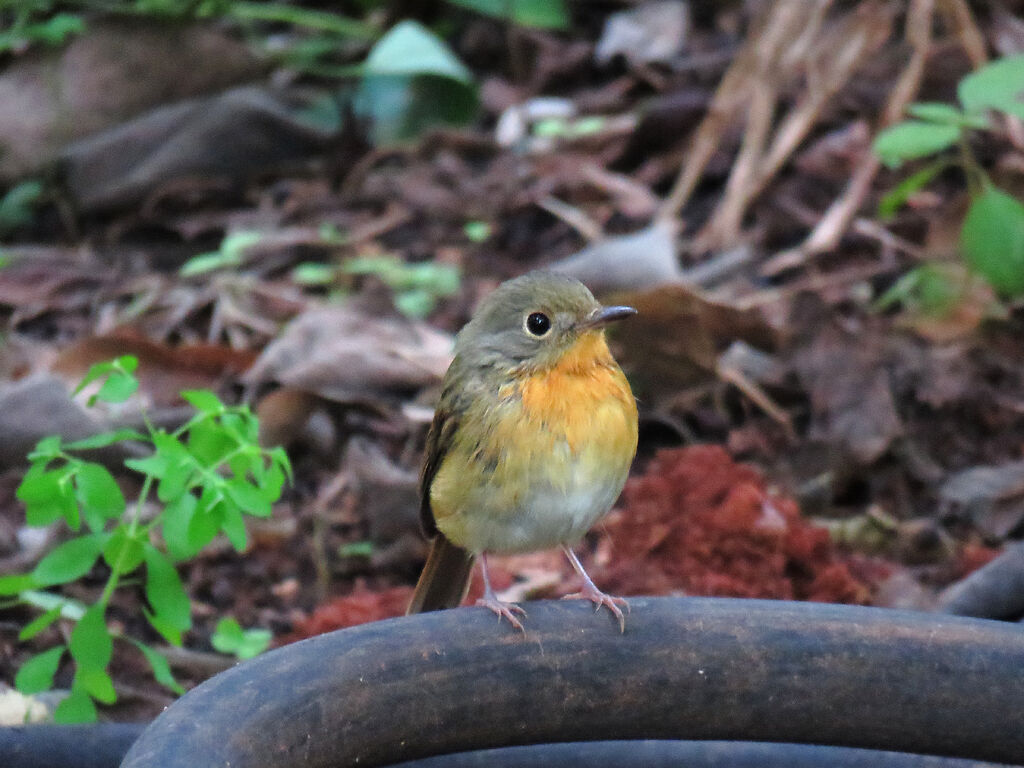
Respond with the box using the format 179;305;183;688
390;741;1018;768
121;598;1024;768
1;723;146;768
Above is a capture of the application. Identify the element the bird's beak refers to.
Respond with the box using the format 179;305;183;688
579;305;637;330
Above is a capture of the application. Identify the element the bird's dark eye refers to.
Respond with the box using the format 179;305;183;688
525;312;551;337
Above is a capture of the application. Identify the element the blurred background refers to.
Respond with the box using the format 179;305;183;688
1;0;1024;724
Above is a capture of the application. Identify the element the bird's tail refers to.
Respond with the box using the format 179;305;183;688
407;535;475;614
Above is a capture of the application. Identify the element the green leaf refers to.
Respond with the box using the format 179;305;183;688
18;466;78;529
356;21;478;144
96;371;139;404
270;447;293;484
32;534;105;587
19;606;64;641
15;646;65;694
75;462;126;521
187;418;236;467
226;478;272;518
878;158;951;219
0;573;37;595
180;231;263;276
0;179;44;236
129;639;185;695
29;435;63;461
69;605;112;671
873;121;961;168
186;491;222;553
907;101;989;129
211;617;271;660
906;102;966;125
958;54;1024;120
291;262;337;286
181;389;225;415
961;186;1024;296
102;525;145;574
219;503;248;552
74;356;139;406
144;608;182;647
64;429;147;451
363;20;472;83
161;492;200;560
125;453;169;479
444;0;568;28
75;666;116;704
54;686;97;724
144;545;192;633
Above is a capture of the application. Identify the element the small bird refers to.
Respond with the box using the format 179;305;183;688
407;271;638;631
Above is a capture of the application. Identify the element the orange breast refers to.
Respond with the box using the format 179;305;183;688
514;331;637;455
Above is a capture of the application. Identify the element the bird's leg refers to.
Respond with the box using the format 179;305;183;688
561;545;629;632
474;552;527;631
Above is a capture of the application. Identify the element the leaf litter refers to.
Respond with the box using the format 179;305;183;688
0;1;1023;720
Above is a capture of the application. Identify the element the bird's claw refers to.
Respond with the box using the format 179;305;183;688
476;596;527;632
562;588;629;632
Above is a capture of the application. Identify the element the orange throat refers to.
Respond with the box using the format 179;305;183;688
508;331;637;454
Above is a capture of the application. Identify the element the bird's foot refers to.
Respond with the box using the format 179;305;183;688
562;586;629;632
475;595;527;632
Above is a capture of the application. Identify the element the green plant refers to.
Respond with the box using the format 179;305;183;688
210;617;271;660
0;180;44;237
873;55;1024;297
343;254;460;318
1;355;291;722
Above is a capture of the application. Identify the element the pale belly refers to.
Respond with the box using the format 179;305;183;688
434;433;634;555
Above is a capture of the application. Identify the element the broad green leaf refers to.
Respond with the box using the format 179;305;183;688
356;21;477;144
444;0;568;28
161;492;200;560
69;605;112;671
54;686;96;723
271;447;293;483
64;429;147;451
102;525;145;573
211;617;271;660
75;666;116;704
18;466;78;529
75;356;138;404
906;102;966;125
187;419;235;466
144;608;182;647
29;435;62;460
187;490;223;552
958;54;1024;120
0;573;37;595
878;158;950;219
873;121;961;168
129;639;185;695
181;389;224;415
19;606;64;641
75;462;125;520
15;646;65;694
211;617;244;649
95;371;139;404
144;546;192;633
961;186;1024;296
363;20;472;83
125;453;169;479
226;478;272;518
32;534;105;587
219;503;248;552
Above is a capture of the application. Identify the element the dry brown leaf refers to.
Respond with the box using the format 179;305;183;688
610;282;780;406
243;295;452;401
